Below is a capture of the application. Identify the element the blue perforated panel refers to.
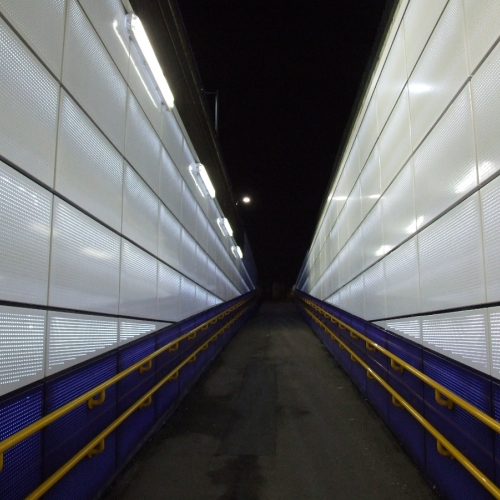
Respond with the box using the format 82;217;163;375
0;385;43;500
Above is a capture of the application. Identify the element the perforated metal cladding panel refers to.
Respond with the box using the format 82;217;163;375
63;0;127;152
408;0;469;150
0;0;65;76
159;148;183;219
119;319;161;345
363;260;386;320
348;228;363;281
422;309;489;374
161;109;184;169
338;246;350;289
119;240;158;319
0;161;52;304
357;97;378;169
346;181;362;238
463;0;500;72
180;229;198;281
403;0;448;74
349;276;365;319
122;164;159;256
157;262;180;321
384;238;421;318
360;145;381;219
46;312;118;374
0;17;58;186
56;91;123;231
472;42;500;184
324;258;340;299
377;317;422;344
361;202;384;269
196;247;209;291
0;306;45;396
78;0;130;78
378;86;412;193
158;204;182;270
49;199;121;313
418;193;486;312
376;26;407;131
179;276;197;319
181;186;198;237
481;175;500;302
337;206;349;250
489;307;500;379
414;85;477;226
381;160;416;249
124;93;161;193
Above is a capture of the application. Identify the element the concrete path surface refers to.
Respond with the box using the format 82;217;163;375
104;300;437;500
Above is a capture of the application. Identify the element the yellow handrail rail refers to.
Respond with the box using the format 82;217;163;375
301;307;500;499
0;295;253;471
25;305;250;500
297;295;500;435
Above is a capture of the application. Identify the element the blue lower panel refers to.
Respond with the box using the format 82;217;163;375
0;385;43;500
493;382;500;487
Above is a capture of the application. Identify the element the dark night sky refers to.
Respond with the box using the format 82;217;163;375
176;1;389;286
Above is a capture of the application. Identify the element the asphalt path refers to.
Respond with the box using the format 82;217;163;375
105;300;437;500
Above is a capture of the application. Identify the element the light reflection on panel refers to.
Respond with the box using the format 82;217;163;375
0;306;45;396
0;161;52;304
56;91;123;231
49;199;121;314
119;319;162;346
385;317;421;344
422;309;488;374
0;17;59;186
47;312;117;374
418;194;485;312
360;145;381;219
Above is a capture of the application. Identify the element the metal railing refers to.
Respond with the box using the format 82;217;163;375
295;294;500;499
0;295;255;498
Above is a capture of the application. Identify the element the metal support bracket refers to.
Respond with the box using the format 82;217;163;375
139;359;152;373
87;440;105;458
390;359;404;373
435;390;454;409
437;440;453;458
87;390;106;409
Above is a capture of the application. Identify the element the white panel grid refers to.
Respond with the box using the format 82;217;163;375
0;161;52;304
342;140;361;197
418;193;486;312
0;0;65;76
384;317;422;344
181;186;198;237
324;258;340;298
480;175;500;302
127;41;162;135
119;240;158;319
363;260;386;321
489;307;500;379
361;202;384;269
408;0;470;149
337;206;349;251
0;18;59;186
338;246;350;290
158;204;182;271
349;276;365;319
384;237;421;318
49;199;121;314
179;276;197;320
329;224;339;263
376;26;408;131
471;42;500;184
119;319;159;346
413;85;477;227
161;109;184;169
159;148;183;219
346;181;362;238
63;0;127;153
122;164;159;256
157;262;180;321
463;0;500;73
357;97;378;169
78;0;130;78
180;229;198;281
195;247;209;291
339;285;350;313
360;145;381;219
326;291;341;307
0;306;45;397
332;170;349;215
56;91;123;231
348;228;364;281
381;159;416;249
378;86;412;193
47;312;118;374
422;309;489;374
403;0;448;74
124;93;161;193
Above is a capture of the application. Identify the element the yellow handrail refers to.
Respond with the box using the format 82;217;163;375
302;307;500;499
297;295;500;435
26;306;250;500
0;295;253;471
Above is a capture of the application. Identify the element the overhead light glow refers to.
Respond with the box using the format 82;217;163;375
455;170;477;194
126;13;175;109
409;82;432;94
405;216;424;234
217;217;233;237
375;245;393;257
368;194;380;199
333;195;347;201
189;163;215;198
242;196;251;203
231;245;243;259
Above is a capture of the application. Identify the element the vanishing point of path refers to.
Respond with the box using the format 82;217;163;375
105;300;437;500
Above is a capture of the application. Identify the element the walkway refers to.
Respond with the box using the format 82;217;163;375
105;301;436;500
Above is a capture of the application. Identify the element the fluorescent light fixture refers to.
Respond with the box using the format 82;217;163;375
217;217;233;237
231;245;243;259
242;196;251;203
125;13;175;109
189;163;215;198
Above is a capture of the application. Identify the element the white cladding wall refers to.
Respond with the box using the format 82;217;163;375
0;0;253;396
297;0;500;379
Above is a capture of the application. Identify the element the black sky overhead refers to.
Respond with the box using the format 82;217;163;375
177;0;389;286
